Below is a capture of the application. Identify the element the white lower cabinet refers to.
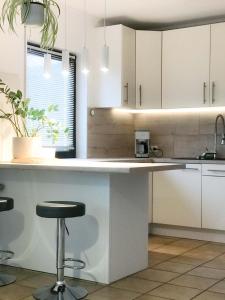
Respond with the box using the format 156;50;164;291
202;164;225;230
153;164;202;228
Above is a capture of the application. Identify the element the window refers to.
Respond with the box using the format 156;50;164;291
26;43;76;158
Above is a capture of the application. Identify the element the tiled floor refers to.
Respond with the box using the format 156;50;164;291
2;235;225;299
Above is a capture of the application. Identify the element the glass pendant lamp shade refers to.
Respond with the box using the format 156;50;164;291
44;53;51;79
62;49;70;76
81;46;90;74
101;44;109;72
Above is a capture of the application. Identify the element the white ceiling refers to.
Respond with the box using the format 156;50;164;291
70;0;225;29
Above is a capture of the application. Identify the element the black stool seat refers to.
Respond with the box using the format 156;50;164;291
0;197;13;212
36;201;85;219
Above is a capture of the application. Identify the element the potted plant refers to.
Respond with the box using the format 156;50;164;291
0;79;69;159
0;0;60;49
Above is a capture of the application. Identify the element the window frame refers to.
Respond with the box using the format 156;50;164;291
26;43;77;159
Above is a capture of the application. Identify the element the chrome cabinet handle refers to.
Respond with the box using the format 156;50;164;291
203;82;207;104
124;83;129;104
212;81;216;104
0;184;5;191
139;84;142;107
207;169;225;173
185;168;200;171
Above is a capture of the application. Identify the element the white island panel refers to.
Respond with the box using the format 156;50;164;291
0;168;149;284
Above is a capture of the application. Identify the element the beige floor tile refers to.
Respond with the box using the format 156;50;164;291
87;286;140;300
200;243;225;254
148;251;175;267
153;261;195;274
181;248;220;261
209;280;225;294
21;297;33;300
155;245;187;256
204;254;225;270
194;291;225;299
0;283;34;300
149;235;178;250
188;266;225;280
134;268;179;283
148;283;201;299
0;266;39;281
169;254;207;266
169;274;218;290
168;239;206;251
111;277;162;293
68;278;104;294
155;239;206;257
18;273;56;289
136;295;168;300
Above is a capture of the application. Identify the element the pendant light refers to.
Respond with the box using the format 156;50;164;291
62;0;69;76
44;52;51;79
81;0;90;74
101;0;109;72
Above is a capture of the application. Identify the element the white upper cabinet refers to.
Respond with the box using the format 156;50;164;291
90;25;136;108
136;31;162;109
210;23;225;107
162;25;210;108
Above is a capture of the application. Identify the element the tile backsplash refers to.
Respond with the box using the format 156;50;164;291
88;108;225;159
88;109;134;158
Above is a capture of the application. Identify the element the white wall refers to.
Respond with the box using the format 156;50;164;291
0;0;98;159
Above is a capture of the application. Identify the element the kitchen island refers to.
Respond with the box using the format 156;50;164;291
0;160;185;284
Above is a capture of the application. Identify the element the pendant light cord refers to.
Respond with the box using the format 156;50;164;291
104;0;107;46
84;0;87;48
65;0;68;49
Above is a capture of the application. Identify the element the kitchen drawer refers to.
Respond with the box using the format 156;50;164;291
202;164;225;176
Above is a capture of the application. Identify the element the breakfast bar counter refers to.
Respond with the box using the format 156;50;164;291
0;160;185;284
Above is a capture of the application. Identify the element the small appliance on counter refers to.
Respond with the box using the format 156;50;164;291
135;130;150;158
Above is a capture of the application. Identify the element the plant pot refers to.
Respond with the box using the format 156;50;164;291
12;137;42;159
21;2;45;26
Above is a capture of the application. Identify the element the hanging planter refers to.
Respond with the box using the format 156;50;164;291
0;0;60;49
21;1;45;27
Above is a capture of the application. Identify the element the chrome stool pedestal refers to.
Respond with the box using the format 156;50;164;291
0;197;16;286
33;201;88;300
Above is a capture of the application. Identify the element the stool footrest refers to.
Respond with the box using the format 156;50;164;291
64;258;86;270
0;250;14;263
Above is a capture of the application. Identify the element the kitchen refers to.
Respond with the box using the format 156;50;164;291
1;1;225;300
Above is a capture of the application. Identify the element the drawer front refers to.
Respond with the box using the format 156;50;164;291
202;164;225;176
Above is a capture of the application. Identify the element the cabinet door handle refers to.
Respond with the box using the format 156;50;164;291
212;81;216;104
203;82;207;104
185;168;199;171
124;83;129;104
139;84;142;107
207;169;225;173
0;184;5;191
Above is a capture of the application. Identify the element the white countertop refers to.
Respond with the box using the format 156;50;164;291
0;159;185;174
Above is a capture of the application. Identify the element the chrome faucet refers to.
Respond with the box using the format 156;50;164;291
214;114;225;159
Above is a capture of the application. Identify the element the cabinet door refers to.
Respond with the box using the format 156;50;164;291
202;164;225;230
210;23;225;106
122;26;136;108
162;25;210;108
136;31;162;109
153;164;202;227
90;25;135;108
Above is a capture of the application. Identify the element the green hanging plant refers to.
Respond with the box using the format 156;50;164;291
0;0;60;49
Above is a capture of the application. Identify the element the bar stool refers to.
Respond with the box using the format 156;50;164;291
33;201;88;300
0;197;16;286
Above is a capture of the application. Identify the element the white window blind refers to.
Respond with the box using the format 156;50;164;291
26;44;76;157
